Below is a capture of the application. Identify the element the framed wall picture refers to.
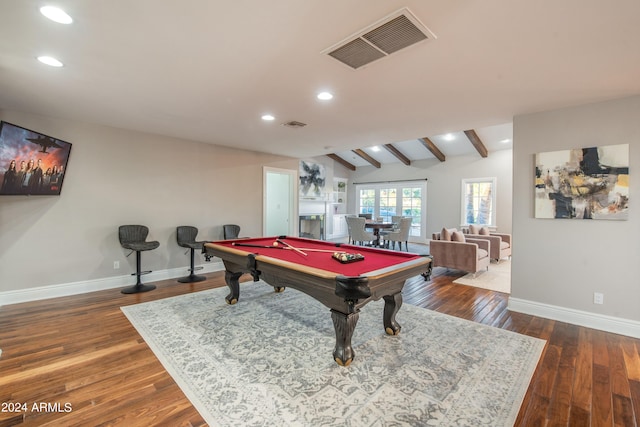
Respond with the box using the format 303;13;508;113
534;144;629;220
299;161;326;198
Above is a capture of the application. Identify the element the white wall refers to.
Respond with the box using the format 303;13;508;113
5;96;638;337
0;110;297;295
511;95;640;324
348;149;514;238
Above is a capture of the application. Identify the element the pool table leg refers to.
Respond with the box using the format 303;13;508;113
224;271;243;305
383;292;403;335
331;309;359;367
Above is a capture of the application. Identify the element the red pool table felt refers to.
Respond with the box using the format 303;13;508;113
211;236;422;277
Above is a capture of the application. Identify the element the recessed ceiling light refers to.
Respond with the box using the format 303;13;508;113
317;92;333;101
371;146;381;152
37;56;63;67
500;138;512;144
40;6;73;24
261;114;275;121
443;133;455;141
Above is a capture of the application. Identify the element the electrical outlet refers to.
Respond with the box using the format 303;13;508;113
113;261;120;269
594;292;604;305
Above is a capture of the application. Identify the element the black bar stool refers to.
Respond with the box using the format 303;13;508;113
118;225;160;294
177;226;206;283
223;224;241;239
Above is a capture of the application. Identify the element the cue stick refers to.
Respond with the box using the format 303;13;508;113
232;242;286;249
276;239;307;257
231;242;341;254
283;247;340;253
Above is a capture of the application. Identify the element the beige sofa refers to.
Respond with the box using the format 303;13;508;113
429;228;490;276
462;225;511;262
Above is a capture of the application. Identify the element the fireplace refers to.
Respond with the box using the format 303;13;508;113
299;214;325;240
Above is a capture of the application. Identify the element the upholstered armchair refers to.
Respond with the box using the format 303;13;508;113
429;228;490;276
463;225;511;262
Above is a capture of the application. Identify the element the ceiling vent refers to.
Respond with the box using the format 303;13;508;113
324;8;436;70
282;120;307;128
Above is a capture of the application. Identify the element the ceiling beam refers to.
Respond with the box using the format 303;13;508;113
419;137;446;162
326;154;356;171
464;129;489;158
352;149;381;168
383;143;411;166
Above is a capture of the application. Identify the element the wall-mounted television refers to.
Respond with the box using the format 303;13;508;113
0;121;72;196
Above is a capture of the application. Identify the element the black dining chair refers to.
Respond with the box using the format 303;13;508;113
176;226;207;283
118;225;160;294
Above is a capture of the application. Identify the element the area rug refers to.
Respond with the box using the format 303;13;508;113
453;259;511;294
121;281;544;426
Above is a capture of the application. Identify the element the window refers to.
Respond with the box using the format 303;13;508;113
355;181;426;240
461;177;496;227
379;188;397;222
401;187;422;237
358;189;375;216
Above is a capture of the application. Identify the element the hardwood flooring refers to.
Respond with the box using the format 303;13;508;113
1;267;639;426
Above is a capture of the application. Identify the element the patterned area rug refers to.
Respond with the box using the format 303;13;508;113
453;259;511;294
121;281;544;426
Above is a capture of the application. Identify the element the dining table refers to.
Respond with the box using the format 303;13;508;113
364;221;395;247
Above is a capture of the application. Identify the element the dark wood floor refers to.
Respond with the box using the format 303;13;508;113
1;268;639;426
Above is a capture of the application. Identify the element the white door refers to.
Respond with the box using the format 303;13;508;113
264;167;296;236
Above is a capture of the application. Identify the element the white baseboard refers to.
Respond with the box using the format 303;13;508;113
5;270;639;340
508;297;640;339
0;260;225;306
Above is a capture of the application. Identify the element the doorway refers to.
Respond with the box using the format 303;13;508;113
263;167;297;236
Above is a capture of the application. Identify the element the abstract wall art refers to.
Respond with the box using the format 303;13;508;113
299;161;326;198
534;144;629;220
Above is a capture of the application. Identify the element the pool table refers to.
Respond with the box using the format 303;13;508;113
203;236;432;366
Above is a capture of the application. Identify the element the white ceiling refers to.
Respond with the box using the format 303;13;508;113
1;1;639;165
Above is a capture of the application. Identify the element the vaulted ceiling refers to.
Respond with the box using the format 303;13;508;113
1;1;638;168
326;124;511;170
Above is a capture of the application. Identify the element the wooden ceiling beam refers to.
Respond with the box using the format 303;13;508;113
383;143;411;166
464;129;488;158
326;154;356;171
419;137;446;162
352;149;381;168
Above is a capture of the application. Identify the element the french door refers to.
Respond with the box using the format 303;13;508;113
355;181;426;241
